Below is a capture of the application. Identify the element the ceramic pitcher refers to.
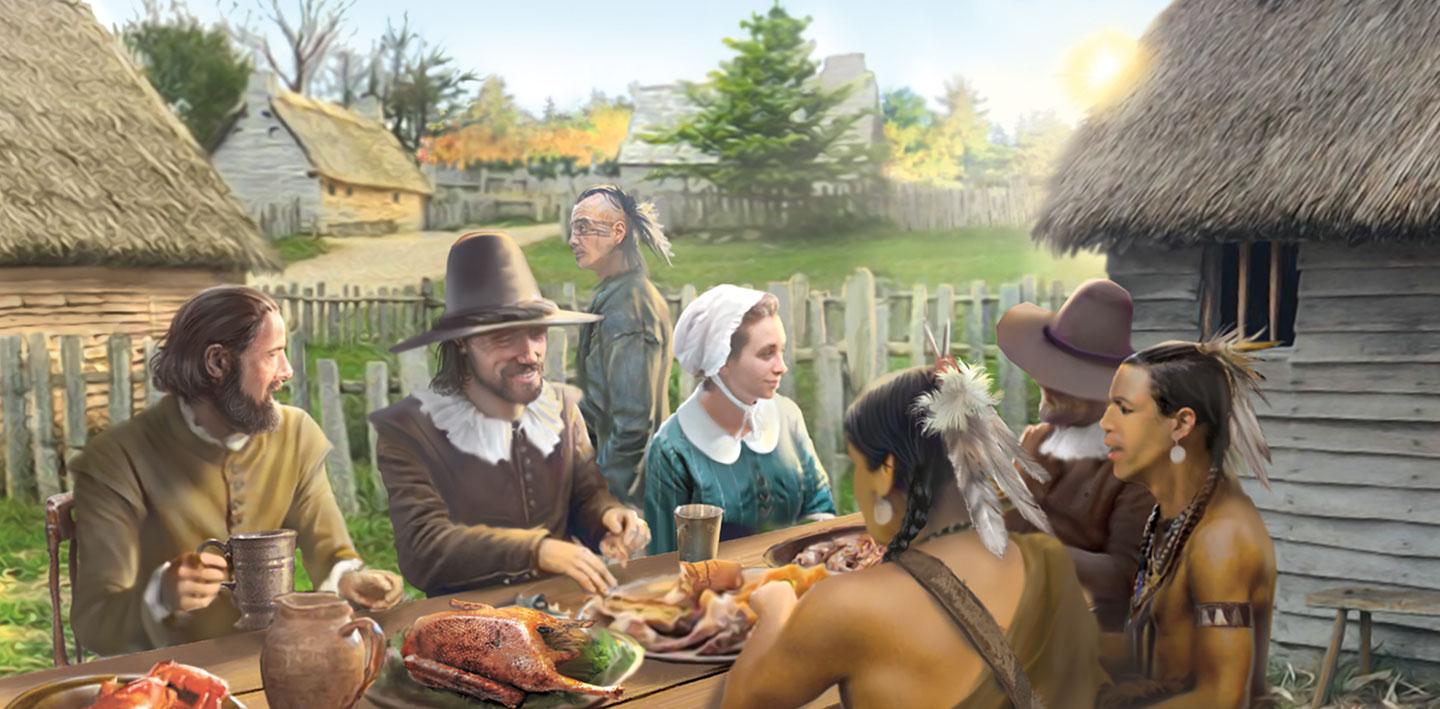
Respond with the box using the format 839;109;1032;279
260;592;385;709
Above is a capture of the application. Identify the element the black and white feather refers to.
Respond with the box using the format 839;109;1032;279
912;362;1054;558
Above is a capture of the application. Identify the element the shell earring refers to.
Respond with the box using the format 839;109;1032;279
873;493;894;525
1170;442;1187;464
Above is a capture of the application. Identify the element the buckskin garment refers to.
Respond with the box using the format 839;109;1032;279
575;267;673;505
1004;424;1155;632
368;381;624;596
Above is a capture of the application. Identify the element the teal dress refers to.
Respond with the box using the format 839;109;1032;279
643;390;836;555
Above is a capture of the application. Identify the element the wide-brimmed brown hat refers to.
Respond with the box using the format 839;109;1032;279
995;279;1135;401
388;232;600;353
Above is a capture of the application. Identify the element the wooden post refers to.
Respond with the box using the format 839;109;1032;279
1359;611;1372;675
996;285;1028;431
303;286;315;344
874;291;890;378
366;288;379;343
814;342;845;504
27;334;60;500
1049;280;1066;313
316;360;358;515
545;328;569;383
908;284;928;367
144;337;163;408
287;282;300;333
61;336;87;482
790;274;809;346
288;329;309;415
768;281;796;399
934;284;955;360
966;281;987;366
327;284;341;346
402;285;419;337
1;335;34;500
378;287;391;344
398;348;430;398
420;278;435;331
677;284;699;400
107;334;132;426
562;282;578;312
1312;609;1348;709
364;361;389;505
808;293;829;347
1237;244;1250;338
1021;274;1037;305
843;268;878;389
316;282;328;345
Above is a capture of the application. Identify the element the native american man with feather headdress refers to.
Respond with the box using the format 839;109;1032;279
1096;334;1278;709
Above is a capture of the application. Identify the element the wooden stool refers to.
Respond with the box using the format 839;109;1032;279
1305;587;1440;708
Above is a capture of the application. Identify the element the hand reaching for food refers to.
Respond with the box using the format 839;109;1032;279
600;507;650;565
338;568;405;611
538;538;617;594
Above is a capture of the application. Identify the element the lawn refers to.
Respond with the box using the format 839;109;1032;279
272;235;333;264
523;223;1108;301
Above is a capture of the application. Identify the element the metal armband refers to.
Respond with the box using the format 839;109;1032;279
1194;601;1254;628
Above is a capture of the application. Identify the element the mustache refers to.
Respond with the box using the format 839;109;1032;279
502;362;543;378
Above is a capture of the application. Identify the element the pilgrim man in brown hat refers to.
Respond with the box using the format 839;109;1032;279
369;232;650;597
997;278;1156;631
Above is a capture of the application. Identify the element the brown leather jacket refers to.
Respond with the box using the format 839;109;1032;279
1005;424;1156;631
368;383;623;597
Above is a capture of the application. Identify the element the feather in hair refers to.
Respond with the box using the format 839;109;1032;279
1198;330;1274;488
914;361;1054;557
633;200;674;267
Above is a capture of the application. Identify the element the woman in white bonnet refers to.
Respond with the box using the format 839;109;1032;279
643;285;836;554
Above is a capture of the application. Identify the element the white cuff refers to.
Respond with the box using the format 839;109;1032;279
802;513;837;522
320;558;365;594
143;562;173;623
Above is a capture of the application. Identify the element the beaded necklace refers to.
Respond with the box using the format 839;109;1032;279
917;520;975;546
1130;472;1219;614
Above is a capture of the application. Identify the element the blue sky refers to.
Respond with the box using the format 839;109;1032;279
87;0;1171;130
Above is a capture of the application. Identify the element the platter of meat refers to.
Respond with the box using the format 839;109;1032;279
5;661;243;709
762;525;886;572
364;599;642;709
578;560;831;664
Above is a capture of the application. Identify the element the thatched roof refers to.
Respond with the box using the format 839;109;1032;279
1034;0;1440;254
269;91;433;195
0;0;280;272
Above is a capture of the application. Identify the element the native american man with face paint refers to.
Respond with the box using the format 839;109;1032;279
568;185;675;506
996;279;1156;632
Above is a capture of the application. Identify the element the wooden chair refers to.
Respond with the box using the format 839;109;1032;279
45;490;84;666
1305;587;1440;708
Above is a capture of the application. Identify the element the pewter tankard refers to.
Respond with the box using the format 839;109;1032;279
197;529;296;631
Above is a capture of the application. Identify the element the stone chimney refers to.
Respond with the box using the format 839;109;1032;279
353;93;384;122
245;69;278;112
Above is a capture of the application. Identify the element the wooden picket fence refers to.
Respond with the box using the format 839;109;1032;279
0;269;1069;504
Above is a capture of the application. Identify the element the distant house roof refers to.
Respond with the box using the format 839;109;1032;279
618;53;883;167
1035;0;1440;255
0;0;280;272
268;91;434;195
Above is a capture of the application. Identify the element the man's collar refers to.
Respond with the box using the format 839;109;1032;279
412;383;563;465
177;398;251;452
590;267;644;306
675;387;779;465
1038;422;1109;461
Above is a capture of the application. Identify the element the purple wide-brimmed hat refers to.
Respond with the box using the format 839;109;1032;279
996;279;1135;401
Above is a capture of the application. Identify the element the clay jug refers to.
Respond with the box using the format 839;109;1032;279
260;592;385;709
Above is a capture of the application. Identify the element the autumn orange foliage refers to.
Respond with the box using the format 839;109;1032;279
420;97;632;169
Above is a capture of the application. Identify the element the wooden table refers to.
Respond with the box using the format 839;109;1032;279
0;515;862;708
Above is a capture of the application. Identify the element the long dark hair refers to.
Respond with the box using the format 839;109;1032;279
151;286;278;403
843;366;952;562
1125;342;1234;470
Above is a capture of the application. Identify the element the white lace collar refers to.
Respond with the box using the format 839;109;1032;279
1038;423;1110;461
675;386;779;464
177;397;251;452
411;384;564;465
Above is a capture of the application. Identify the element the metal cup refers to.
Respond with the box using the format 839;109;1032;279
674;504;723;564
197;529;297;631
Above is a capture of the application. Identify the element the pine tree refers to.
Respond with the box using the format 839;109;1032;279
640;3;877;198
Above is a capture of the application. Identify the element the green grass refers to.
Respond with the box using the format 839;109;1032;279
523;223;1107;302
273;235;333;264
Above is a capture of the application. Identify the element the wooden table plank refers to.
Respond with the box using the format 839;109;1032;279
0;515;863;706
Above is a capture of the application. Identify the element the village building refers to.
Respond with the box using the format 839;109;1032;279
1035;0;1440;670
617;53;885;190
1;0;279;436
210;72;433;237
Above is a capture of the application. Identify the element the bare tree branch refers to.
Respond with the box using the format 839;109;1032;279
255;0;355;93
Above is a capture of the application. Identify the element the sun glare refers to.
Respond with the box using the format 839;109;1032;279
1061;29;1144;111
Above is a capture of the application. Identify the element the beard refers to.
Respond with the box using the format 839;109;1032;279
1038;391;1107;427
470;353;545;406
214;366;281;435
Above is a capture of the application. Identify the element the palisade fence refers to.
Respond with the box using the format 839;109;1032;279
0;270;1069;507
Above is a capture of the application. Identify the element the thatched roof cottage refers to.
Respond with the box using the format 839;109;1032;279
1;0;280;439
210;72;434;237
1035;0;1440;668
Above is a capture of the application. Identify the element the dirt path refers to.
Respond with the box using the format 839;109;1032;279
248;223;563;290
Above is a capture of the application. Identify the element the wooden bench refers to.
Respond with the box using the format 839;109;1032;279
1305;587;1440;708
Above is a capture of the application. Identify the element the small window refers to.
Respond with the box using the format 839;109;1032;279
346;187;353;197
261;109;273;118
1204;242;1300;346
393;192;400;203
328;183;335;196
